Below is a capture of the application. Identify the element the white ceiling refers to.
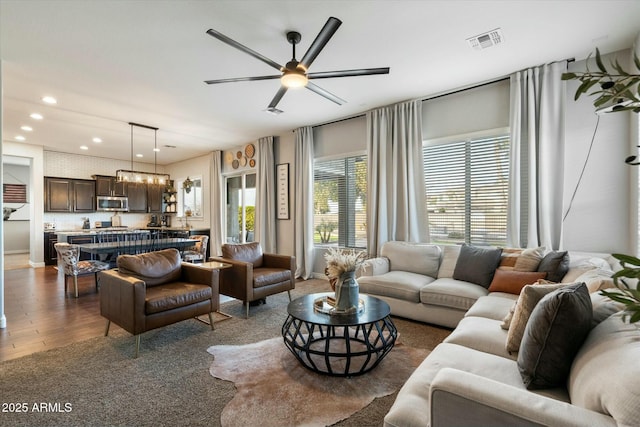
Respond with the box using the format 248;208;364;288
1;0;639;165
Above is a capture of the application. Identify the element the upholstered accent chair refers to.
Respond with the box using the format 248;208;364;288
54;242;110;298
210;242;295;318
182;235;208;263
98;248;219;357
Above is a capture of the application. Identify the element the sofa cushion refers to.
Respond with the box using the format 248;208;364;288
569;312;640;426
381;241;441;277
517;283;592;390
145;282;212;314
505;283;566;353
487;270;548;295
117;248;182;286
222;242;263;268
537;250;570;282
574;268;615;293
358;271;435;303
420;278;489;311
437;245;460;279
253;268;291;288
465;293;518;321
453;244;502;288
444;316;514;360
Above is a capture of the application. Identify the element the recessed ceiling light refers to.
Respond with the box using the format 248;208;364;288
136;154;143;158
92;137;102;143
20;125;33;132
15;135;26;141
80;145;89;150
30;113;43;120
42;96;57;104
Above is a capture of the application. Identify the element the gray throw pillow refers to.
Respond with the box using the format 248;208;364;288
452;244;503;288
517;282;592;389
537;251;570;282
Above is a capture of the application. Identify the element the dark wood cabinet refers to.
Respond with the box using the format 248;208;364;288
44;232;59;266
147;184;164;213
67;235;95;261
73;180;96;212
94;175;126;197
126;182;148;213
45;177;95;213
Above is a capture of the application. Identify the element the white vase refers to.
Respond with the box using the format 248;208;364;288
334;270;359;313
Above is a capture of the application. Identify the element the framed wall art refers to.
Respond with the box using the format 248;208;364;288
276;163;289;220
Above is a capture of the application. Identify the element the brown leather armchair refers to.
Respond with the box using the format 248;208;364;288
210;242;295;318
98;248;219;357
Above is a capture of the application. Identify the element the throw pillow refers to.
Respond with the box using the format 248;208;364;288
505;283;566;353
437;245;461;279
499;248;522;270
452;244;503;288
537;251;570;282
517;283;592;389
488;270;548;295
500;301;516;330
574;269;615;293
513;247;545;272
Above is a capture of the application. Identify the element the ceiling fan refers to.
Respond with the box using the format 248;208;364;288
205;17;390;112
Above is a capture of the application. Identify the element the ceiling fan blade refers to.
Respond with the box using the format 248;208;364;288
299;17;342;70
205;75;281;85
206;28;283;72
308;67;390;80
268;86;289;109
305;82;346;105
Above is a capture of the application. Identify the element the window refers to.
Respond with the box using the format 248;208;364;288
313;155;367;248
225;173;256;243
423;132;509;246
176;177;202;217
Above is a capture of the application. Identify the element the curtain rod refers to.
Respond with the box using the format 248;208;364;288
308;57;574;131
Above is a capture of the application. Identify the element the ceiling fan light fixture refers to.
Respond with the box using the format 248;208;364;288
281;70;308;88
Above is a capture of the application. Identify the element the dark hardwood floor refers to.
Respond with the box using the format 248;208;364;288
0;265;124;362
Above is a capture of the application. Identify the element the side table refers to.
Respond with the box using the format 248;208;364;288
282;292;397;377
194;261;232;325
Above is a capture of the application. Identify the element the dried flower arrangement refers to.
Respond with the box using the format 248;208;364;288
324;247;367;280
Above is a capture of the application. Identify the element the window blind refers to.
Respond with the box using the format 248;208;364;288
424;135;509;246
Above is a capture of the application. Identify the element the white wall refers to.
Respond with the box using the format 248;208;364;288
562;50;633;254
166;153;213;230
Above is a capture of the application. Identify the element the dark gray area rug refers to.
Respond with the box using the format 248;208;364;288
0;279;451;427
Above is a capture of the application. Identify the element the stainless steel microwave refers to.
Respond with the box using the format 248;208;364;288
96;196;129;212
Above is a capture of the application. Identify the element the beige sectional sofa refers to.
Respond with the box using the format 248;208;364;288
357;241;639;427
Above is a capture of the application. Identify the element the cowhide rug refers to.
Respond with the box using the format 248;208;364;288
208;336;429;427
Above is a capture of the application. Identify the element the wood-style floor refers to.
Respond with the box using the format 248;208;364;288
0;264;123;362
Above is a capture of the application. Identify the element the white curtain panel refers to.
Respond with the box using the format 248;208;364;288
294;126;315;279
209;151;224;256
255;136;276;253
366;99;429;255
508;61;566;250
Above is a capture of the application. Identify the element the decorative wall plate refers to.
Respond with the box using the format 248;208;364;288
225;151;234;164
240;156;247;167
236;151;242;159
245;143;255;158
249;159;256;168
232;159;239;169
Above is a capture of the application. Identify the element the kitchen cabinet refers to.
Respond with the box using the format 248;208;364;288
147;184;164;213
44;177;96;213
126;182;148;213
67;235;96;261
94;175;126;197
44;232;58;266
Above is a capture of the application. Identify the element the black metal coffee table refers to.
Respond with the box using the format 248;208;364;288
282;292;397;377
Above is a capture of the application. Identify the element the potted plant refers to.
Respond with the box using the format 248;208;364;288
561;48;640;113
600;253;640;323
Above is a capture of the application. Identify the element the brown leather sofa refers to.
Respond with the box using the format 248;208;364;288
210;242;295;318
98;248;219;357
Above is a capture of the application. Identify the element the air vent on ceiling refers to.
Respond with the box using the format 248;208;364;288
467;28;504;50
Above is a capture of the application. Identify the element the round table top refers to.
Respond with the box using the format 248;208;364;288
286;292;391;326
